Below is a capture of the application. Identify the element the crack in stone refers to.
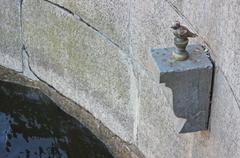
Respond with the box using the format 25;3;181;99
22;45;49;85
164;0;199;34
0;64;146;158
21;45;73;100
43;0;123;51
21;45;38;80
164;0;214;57
219;68;240;111
20;0;24;73
22;45;104;107
159;1;240;131
22;45;146;157
43;0;74;15
164;0;240;114
21;44;81;106
40;1;143;144
165;0;240;117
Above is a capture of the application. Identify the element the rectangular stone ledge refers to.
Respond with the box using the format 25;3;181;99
151;45;213;133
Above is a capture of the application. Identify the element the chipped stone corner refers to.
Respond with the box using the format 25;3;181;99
21;46;39;81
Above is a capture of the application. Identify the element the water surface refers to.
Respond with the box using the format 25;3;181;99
0;81;113;158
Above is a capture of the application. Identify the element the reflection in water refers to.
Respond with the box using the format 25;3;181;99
0;81;113;158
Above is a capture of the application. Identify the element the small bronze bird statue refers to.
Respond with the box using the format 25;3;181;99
171;21;197;40
170;21;197;61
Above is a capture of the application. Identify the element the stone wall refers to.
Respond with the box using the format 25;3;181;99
0;0;240;157
0;0;22;71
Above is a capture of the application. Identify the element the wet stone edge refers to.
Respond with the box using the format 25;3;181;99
0;65;145;158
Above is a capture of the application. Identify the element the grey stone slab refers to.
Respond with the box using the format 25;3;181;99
152;45;213;133
22;0;134;142
152;45;212;73
48;0;130;51
0;0;22;71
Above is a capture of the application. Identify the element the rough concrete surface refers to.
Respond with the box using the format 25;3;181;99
0;0;240;157
191;69;240;158
48;0;130;51
130;0;195;74
22;0;134;142
167;0;240;108
137;72;193;158
0;0;22;71
130;1;196;157
164;0;240;157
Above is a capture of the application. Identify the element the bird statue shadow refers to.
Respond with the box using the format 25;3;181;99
171;21;197;61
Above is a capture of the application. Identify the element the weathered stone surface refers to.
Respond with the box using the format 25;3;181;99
137;72;193;158
168;0;240;107
191;70;240;158
128;1;197;157
22;0;134;142
48;0;130;51
0;65;144;158
130;0;196;75
22;48;38;80
132;0;240;156
163;1;240;157
152;45;213;133
0;0;22;71
1;0;240;157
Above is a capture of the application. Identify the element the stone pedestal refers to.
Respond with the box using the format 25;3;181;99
151;45;213;133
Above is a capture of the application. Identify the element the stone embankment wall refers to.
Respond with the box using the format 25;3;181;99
1;0;240;157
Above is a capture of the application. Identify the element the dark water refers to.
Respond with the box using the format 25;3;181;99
0;81;113;158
